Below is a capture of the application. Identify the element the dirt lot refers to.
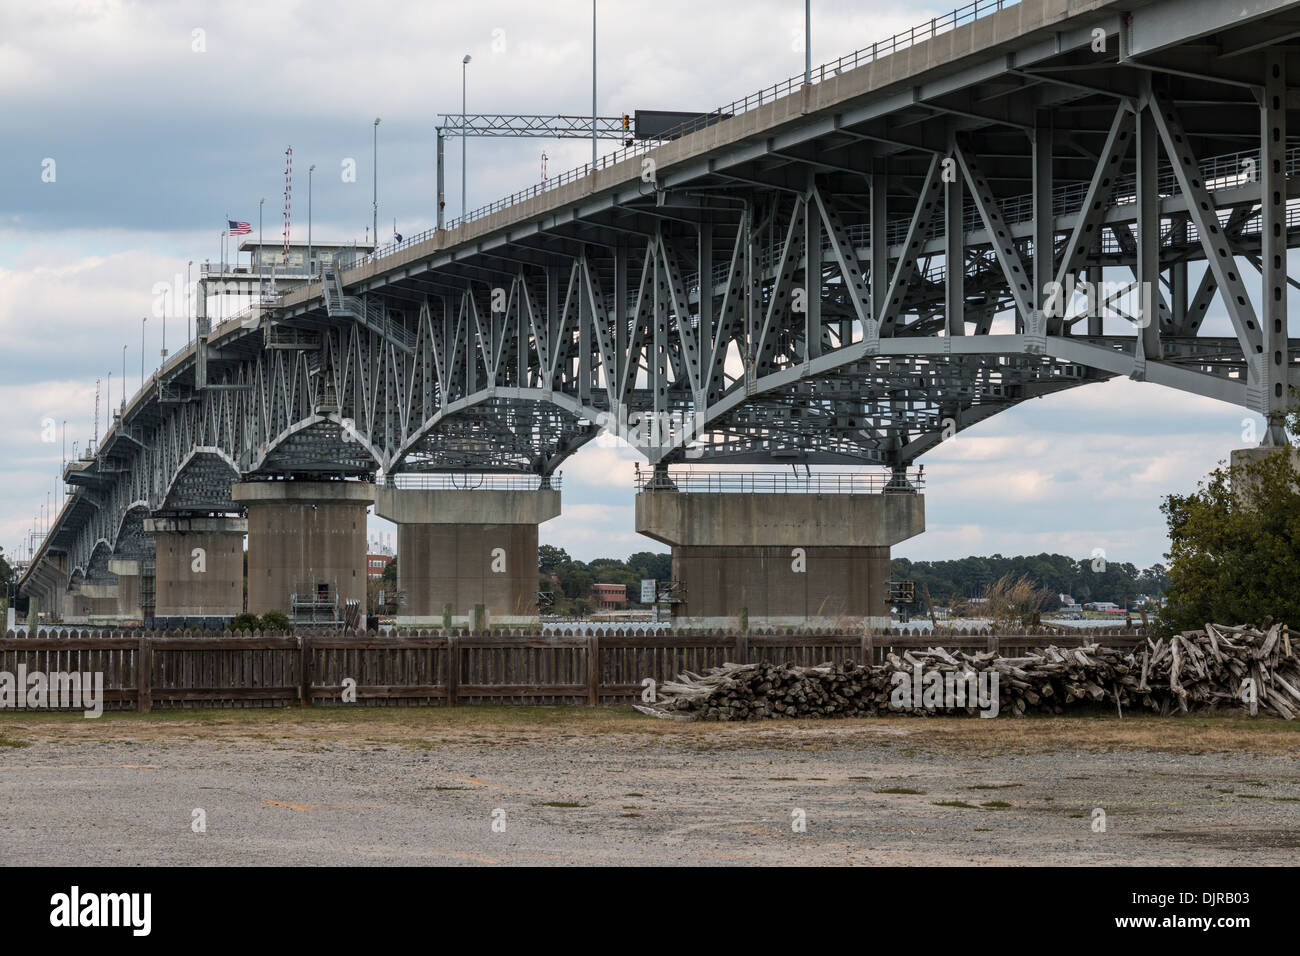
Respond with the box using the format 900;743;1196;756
2;708;1298;865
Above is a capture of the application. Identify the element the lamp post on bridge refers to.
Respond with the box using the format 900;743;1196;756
141;316;147;388
308;164;315;273
186;260;192;345
121;345;126;410
258;197;265;302
804;0;812;86
373;118;380;252
462;55;471;219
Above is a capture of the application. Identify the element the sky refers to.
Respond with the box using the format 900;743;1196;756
0;0;1278;571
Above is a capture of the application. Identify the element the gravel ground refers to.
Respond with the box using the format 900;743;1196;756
1;709;1298;865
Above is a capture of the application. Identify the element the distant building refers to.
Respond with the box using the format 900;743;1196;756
590;583;627;610
366;553;394;581
1085;601;1120;612
1058;593;1074;606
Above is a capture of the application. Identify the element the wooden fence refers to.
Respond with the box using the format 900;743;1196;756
0;627;1147;712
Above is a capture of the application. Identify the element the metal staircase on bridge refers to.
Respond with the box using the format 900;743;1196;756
319;264;416;354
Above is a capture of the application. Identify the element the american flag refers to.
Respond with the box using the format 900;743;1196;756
228;219;252;236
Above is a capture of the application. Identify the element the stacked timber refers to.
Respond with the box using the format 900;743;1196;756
634;623;1300;720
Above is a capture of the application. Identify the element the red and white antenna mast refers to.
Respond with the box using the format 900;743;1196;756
283;146;293;264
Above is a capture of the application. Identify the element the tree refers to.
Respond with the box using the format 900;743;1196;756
1158;450;1300;634
627;551;671;581
380;557;397;587
538;545;571;574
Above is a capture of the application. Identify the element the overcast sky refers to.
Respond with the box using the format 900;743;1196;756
0;0;1274;570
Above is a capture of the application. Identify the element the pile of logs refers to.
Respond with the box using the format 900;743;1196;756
634;623;1300;720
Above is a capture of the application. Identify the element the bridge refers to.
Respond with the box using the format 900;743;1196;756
18;0;1300;630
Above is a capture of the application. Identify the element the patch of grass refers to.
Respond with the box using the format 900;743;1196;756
0;735;29;748
431;785;470;791
1237;793;1266;800
932;799;978;808
533;801;585;808
966;783;1023;790
876;786;926;795
980;800;1012;809
619;812;641;818
624;792;644;797
1272;796;1300;803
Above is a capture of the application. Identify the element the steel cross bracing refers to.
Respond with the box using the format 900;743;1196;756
437;114;633;139
22;0;1300;593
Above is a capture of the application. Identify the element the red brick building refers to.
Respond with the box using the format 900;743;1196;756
590;583;627;610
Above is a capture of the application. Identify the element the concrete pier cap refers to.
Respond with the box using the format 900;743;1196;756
634;471;925;630
374;481;561;628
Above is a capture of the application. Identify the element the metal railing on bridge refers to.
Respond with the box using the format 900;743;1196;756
382;473;561;492
635;470;924;495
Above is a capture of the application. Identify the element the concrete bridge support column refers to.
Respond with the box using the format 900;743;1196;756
144;516;247;627
23;558;69;626
109;559;144;622
374;486;562;627
635;489;925;629
233;481;374;620
74;581;122;625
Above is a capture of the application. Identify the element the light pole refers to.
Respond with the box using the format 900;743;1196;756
373;118;380;251
121;345;126;410
141;316;147;387
308;164;315;272
462;54;471;218
258;197;265;301
186;260;192;344
804;0;811;85
220;229;227;323
592;1;597;167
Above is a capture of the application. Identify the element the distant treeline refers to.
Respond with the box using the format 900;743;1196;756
891;553;1170;609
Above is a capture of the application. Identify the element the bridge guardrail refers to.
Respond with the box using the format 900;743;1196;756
634;470;925;494
382;473;560;491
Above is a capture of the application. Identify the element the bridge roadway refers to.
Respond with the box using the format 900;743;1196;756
18;0;1300;628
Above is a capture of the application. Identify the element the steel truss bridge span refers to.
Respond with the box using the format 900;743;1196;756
22;0;1300;597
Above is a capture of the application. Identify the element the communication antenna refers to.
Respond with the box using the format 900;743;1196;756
283;146;293;264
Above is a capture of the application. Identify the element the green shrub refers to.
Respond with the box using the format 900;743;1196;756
260;610;292;632
229;612;262;633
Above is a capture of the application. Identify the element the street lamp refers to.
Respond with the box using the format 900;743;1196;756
121;345;126;410
141;316;147;387
186;260;193;344
219;229;227;323
592;1;597;167
308;164;316;273
258;197;266;302
462;54;471;218
373;118;380;252
804;0;811;85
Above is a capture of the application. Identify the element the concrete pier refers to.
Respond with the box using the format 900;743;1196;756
108;559;143;621
144;516;247;626
374;486;561;627
233;481;374;620
635;489;925;628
